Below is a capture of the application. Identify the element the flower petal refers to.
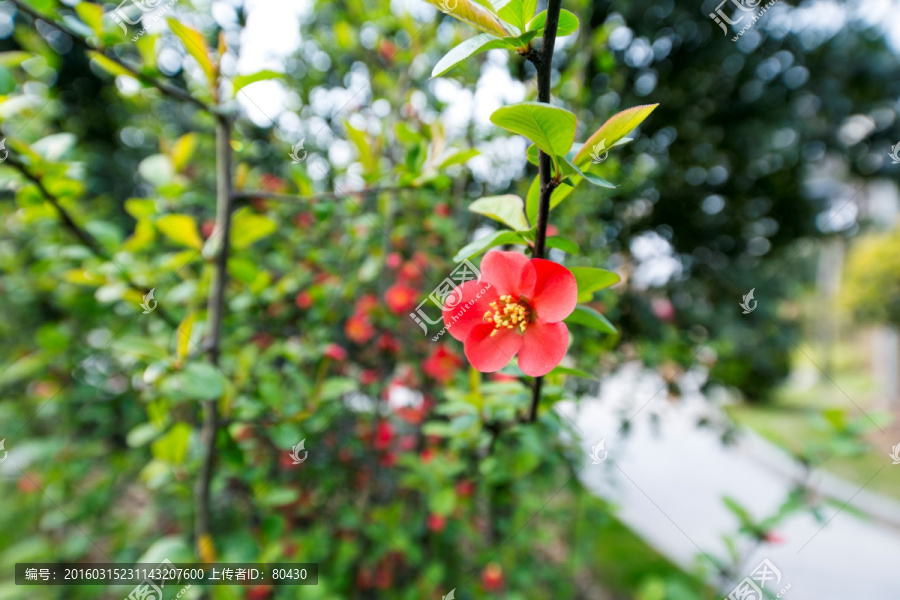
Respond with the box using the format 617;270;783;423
518;321;569;376
481;251;536;299
463;323;523;373
442;280;498;341
529;259;577;323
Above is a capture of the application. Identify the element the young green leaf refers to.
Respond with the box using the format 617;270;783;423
232;70;283;94
231;209;277;249
574;104;658;167
423;0;508;37
167;19;217;86
527;9;580;36
497;0;538;32
88;51;137;79
565;305;617;334
570;267;621;302
544;236;579;254
432;33;511;78
453;230;527;262
156;214;203;250
491;102;577;160
469;195;529;231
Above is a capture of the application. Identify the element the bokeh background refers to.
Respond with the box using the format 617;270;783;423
1;0;899;598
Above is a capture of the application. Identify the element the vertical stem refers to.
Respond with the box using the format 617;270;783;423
528;0;563;423
195;112;234;551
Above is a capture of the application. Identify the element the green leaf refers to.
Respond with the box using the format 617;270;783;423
490;102;577;160
570;267;621;302
167;19;216;86
124;199;156;220
231;209;277;249
175;312;196;366
497;0;538;31
453;230;526;262
423;0;508;37
151;422;192;465
431;33;511;78
527;9;580;36
574;104;659;167
547;364;595;379
87;51;136;79
439;148;480;169
232;69;283;94
468;195;529;231
170;133;198;172
156;214;203;250
565;305;617;334
545;236;579;254
74;2;104;34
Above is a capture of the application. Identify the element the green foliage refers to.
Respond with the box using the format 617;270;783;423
841;230;900;327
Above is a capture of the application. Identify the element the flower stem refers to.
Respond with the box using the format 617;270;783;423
527;0;563;423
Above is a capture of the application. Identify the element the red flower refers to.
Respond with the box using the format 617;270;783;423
442;251;577;377
295;291;313;309
422;345;463;383
345;314;375;344
324;343;348;361
386;252;402;269
374;421;394;451
355;294;379;315
426;513;446;532
481;563;504;591
360;369;379;385
385;283;419;314
377;333;402;354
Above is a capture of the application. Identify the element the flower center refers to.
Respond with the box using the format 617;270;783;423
483;295;532;337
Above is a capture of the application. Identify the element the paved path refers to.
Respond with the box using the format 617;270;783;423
558;363;900;600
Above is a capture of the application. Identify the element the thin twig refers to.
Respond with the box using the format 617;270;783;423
527;0;563;423
3;154;178;327
195;112;234;553
9;0;213;114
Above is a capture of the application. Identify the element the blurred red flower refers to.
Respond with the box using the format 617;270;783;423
481;563;504;591
345;314;375;344
385;283;419;314
422;345;463;383
295;291;313;309
324;343;348;361
355;294;379;316
442;251;577;377
374;421;394;451
386;252;402;269
377;333;402;354
426;513;446;532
